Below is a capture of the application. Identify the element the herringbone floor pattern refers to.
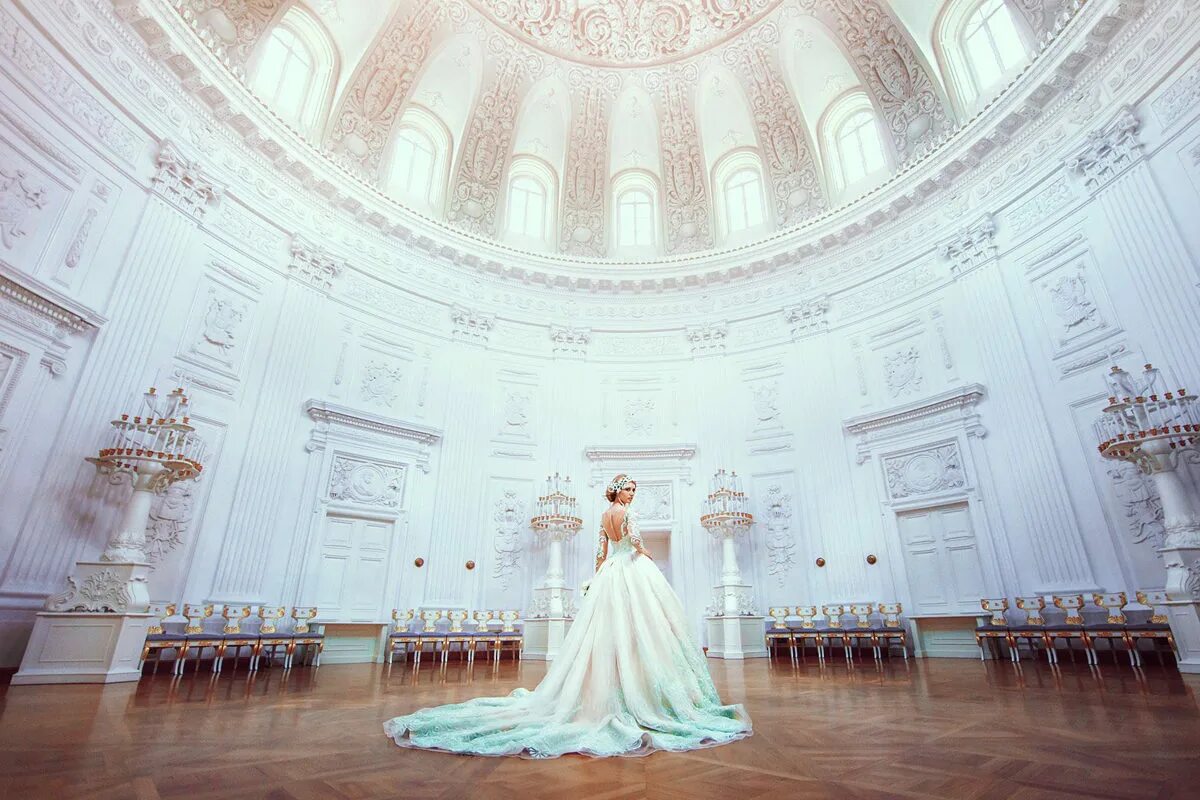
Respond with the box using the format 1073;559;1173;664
1;655;1198;799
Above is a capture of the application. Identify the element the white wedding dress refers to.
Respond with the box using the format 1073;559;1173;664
383;509;752;758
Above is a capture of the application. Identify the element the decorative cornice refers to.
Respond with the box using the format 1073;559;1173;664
584;443;698;462
0;261;106;337
844;383;986;437
304;400;443;446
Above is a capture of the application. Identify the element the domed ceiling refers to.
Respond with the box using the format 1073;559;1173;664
175;0;1061;262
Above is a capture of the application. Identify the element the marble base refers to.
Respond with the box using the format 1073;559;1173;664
522;617;573;661
705;615;767;659
1165;600;1200;674
11;611;153;684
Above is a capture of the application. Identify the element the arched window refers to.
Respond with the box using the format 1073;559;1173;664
508;177;547;238
820;93;890;198
962;0;1027;92
503;156;558;249
617;189;655;248
384;106;452;215
249;8;337;136
723;169;766;233
711;150;769;244
610;170;661;255
937;0;1032;115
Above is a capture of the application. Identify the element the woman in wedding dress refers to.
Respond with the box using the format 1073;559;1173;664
383;474;752;759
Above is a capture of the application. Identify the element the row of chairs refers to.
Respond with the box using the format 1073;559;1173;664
142;603;324;675
765;603;908;664
387;609;524;667
975;591;1175;666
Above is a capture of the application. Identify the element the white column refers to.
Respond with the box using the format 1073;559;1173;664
207;238;342;603
943;216;1098;593
1069;108;1200;380
0;143;214;604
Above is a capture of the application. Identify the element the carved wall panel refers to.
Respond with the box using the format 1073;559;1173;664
491;488;527;590
723;24;825;227
648;66;713;253
883;443;966;500
326;4;448;176
633;480;673;522
0;138;69;272
1023;232;1121;361
174;266;262;392
559;70;616;256
816;0;950;160
448;54;527;237
327;454;407;509
174;0;282;67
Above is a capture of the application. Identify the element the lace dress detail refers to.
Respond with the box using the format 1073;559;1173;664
383;508;752;759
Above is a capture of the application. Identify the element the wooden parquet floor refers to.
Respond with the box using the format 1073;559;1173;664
2;655;1199;800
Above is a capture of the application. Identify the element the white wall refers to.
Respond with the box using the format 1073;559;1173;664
0;0;1198;665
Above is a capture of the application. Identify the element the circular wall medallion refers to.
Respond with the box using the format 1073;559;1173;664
466;560;476;570
414;557;425;567
815;557;825;568
866;554;878;565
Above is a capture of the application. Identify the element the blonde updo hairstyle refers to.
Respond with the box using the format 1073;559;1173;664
605;473;635;503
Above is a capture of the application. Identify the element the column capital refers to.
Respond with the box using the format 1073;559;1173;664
783;295;830;340
1066;106;1143;194
288;235;345;292
451;305;496;345
152;140;218;219
940;214;997;278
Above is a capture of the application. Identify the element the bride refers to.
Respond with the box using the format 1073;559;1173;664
383;473;752;758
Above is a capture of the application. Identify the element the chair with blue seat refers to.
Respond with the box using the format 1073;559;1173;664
213;605;257;673
413;609;445;667
140;603;185;674
816;604;850;662
845;603;876;660
494;610;523;662
1010;596;1051;663
1086;593;1136;666
176;603;219;674
254;606;290;670
974;598;1011;661
443;610;475;665
289;607;324;668
1046;595;1092;664
792;606;821;660
1128;589;1176;666
471;611;499;664
874;603;908;660
765;607;795;662
387;609;419;664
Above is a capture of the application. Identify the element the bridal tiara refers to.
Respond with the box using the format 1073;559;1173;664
607;476;635;494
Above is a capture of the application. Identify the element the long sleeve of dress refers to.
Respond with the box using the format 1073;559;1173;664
594;527;608;571
627;511;651;559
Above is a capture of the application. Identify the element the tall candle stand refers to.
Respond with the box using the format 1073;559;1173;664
701;469;766;659
14;387;207;684
1095;363;1200;672
524;473;583;661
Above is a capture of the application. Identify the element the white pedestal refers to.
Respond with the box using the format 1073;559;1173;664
1164;600;1200;674
12;611;153;684
523;617;573;661
705;615;767;659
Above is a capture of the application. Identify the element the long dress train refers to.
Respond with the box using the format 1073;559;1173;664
383;510;752;758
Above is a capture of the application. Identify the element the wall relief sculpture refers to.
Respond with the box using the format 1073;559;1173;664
884;444;965;500
492;489;527;590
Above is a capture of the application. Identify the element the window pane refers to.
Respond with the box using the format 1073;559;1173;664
837;111;885;187
509;176;546;239
724;169;764;233
963;0;1025;93
391;129;436;202
253;26;315;127
618;190;654;247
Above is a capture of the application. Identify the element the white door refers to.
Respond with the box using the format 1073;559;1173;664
895;503;985;615
314;514;394;621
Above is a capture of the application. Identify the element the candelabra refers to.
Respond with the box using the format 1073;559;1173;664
701;469;765;659
15;387;207;684
525;473;583;661
87;386;206;564
1095;363;1200;672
